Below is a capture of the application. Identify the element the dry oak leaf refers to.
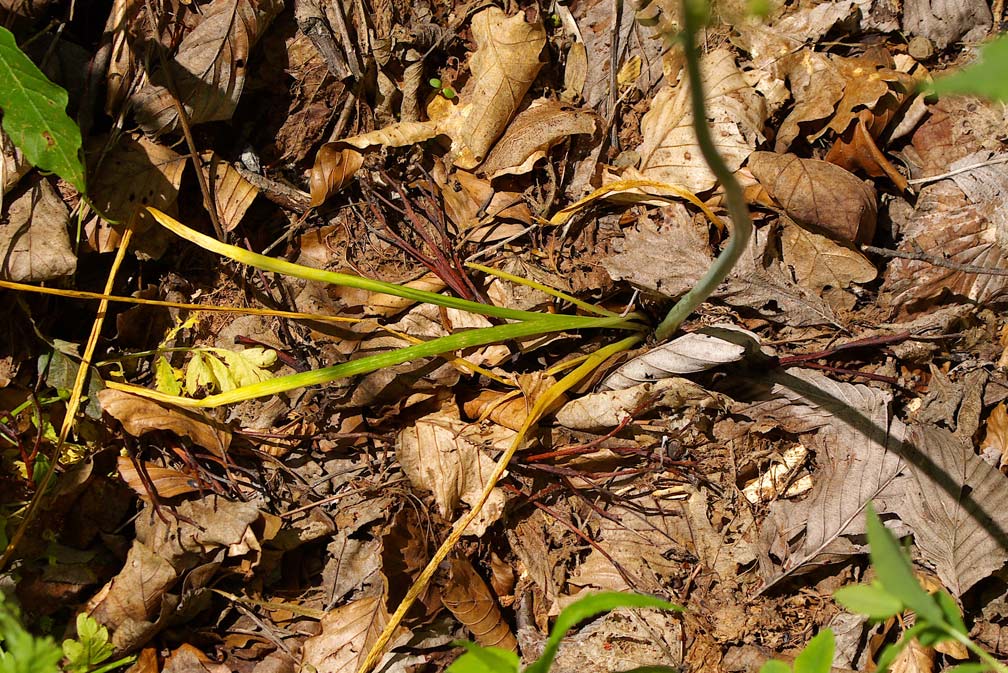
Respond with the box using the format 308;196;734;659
129;0;284;135
397;408;510;536
479;99;599;179
780;221;877;292
99;389;231;456
747;151;877;244
627;48;766;193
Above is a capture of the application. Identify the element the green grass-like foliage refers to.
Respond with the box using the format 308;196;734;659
929;34;1008;102
445;592;681;673
762;504;1008;673
0;27;85;193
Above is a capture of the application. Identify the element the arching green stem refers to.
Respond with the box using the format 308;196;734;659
653;0;754;342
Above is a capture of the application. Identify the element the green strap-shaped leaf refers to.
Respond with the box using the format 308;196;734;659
929;35;1008;103
0;26;85;192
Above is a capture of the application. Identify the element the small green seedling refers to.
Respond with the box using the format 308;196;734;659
62;612;134;673
429;77;457;100
762;504;1008;673
445;591;681;673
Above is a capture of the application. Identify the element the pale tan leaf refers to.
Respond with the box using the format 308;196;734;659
116;456;202;500
780;222;877;292
98;389;231;456
732;0;857;74
301;597;409;673
748;151;877;244
462;372;562;431
365;273;447;317
480;99;598;179
902;0;992;49
0;176;75;281
448;7;546;169
88;134;186;257
889;637;935;673
200;151;258;231
397;408;510;536
631;48;766;193
130;0;284;135
440;556;518;651
557;377;724;432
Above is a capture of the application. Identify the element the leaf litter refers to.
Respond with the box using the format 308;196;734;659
2;0;1008;671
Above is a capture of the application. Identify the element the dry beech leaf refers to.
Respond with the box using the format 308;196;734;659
601;324;765;391
881;180;1008;311
980;402;1008;470
479;99;598;179
780;221;877;292
439;555;518;651
130;0;284;135
902;423;1008;596
309;144;364;206
116;456;202;500
301;597;410;673
98;389;232;456
628;48;766;193
88;134;186;257
0;176;76;282
200;151;258;230
748;151;877;244
556;377;725;432
397;408;511;536
825;111;910;192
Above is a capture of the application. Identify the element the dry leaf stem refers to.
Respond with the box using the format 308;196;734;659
652;0;754;342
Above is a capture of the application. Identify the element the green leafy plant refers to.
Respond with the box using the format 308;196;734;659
61;613;132;673
428;77;457;100
0;26;86;193
0;595;62;673
761;504;1008;673
445;591;681;673
928;33;1008;102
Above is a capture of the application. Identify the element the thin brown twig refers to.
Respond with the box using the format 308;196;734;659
862;244;1008;277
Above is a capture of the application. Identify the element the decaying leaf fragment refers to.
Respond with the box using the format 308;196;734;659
748;151;877;244
301;596;410;673
0;176;76;282
98;389;232;456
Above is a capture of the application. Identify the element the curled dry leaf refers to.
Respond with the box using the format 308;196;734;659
301;596;410;673
601;324;765;391
309;144;364;206
396;408;511;536
439;169;532;243
556;377;725;432
741;444;812;504
780;221;877;292
747;151;877;244
129;0;284;135
116;456;203;500
0;176;76;282
463;372;562;431
439;555;518;651
99;389;232;456
479;99;598;179
628;48;766;193
200;151;258;231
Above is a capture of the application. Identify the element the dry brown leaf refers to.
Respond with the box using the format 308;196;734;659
0;176;76;282
889;637;935;673
439;169;532;242
365;273;447;318
381;507;442;618
629;48;766;193
439;555;518;651
99;389;232;456
824;111;910;192
1;129;30;195
309;144;364;206
748;151;877;244
479;99;598;179
161;644;230;673
396;407;511;536
774;51;844;151
87;134;186;257
981;402;1008;470
130;0;284;135
200;151;258;231
556;377;724;432
463;372;562;431
881;180;1008;312
301;596;410;673
780;221;877;292
902;0;992;49
822;49;911;140
488;552;515;598
116;456;203;500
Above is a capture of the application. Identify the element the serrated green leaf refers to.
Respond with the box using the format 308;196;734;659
759;661;792;673
445;642;519;673
154;355;182;395
834;583;904;619
865;504;943;624
793;630;834;673
216;347;276;388
929;35;1008;103
62;613;113;673
0;26;85;192
525;592;681;673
